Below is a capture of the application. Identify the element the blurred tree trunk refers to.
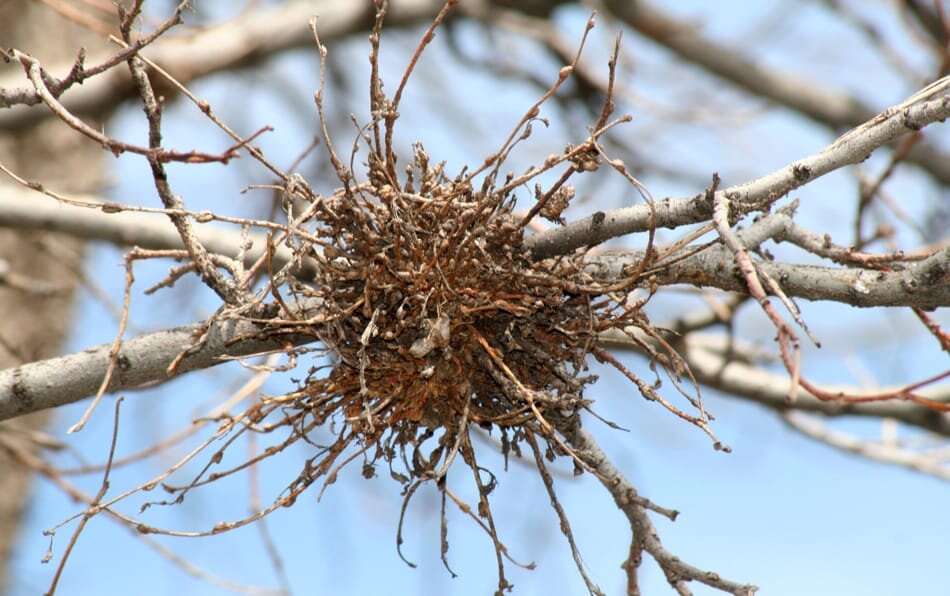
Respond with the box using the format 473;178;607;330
0;2;110;592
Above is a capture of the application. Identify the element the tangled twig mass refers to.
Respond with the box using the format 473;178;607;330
220;11;708;592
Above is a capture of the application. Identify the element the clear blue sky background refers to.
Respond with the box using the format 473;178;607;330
10;2;949;595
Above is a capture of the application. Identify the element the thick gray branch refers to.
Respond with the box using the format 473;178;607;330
586;245;950;309
0;309;317;421
526;79;950;258
3;186;945;308
3;297;945;429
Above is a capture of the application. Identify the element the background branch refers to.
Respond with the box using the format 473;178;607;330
0;0;442;131
598;329;950;438
599;0;950;184
0;184;295;269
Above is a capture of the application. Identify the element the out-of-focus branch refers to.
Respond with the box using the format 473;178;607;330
599;0;950;184
903;0;950;52
0;185;295;269
0;3;113;589
0;0;443;130
5;0;948;188
603;0;867;127
781;411;950;481
597;330;950;438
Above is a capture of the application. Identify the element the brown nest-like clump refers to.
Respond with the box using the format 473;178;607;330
251;9;704;593
269;11;650;474
278;137;632;590
298;143;598;441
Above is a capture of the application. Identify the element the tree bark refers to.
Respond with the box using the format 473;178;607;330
0;2;109;592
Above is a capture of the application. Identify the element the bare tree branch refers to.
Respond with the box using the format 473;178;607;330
0;185;295;269
602;0;870;126
3;184;946;308
5;0;948;190
563;421;758;595
5;0;947;190
598;330;950;438
527;75;950;258
3;298;945;432
0;302;319;422
666;248;949;308
781;412;950;481
599;0;950;184
0;0;443;131
586;232;950;311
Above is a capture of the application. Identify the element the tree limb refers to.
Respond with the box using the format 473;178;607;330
781;411;950;481
3;185;945;308
598;330;950;438
0;184;294;269
0;304;319;421
0;0;441;130
599;0;950;184
527;75;950;258
563;421;758;595
3;297;945;430
586;242;950;310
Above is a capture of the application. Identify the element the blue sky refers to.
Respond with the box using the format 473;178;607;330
9;2;949;595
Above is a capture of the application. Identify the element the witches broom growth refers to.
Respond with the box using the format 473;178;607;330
154;5;717;594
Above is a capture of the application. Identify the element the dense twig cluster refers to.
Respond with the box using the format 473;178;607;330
295;150;600;434
217;8;705;592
